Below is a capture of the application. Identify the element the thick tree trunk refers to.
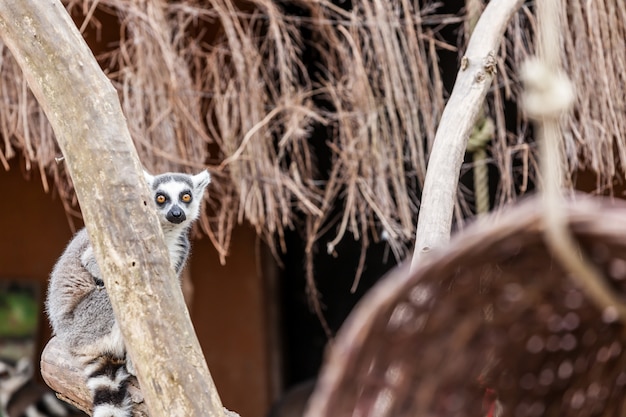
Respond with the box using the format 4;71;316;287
0;2;231;417
411;0;525;268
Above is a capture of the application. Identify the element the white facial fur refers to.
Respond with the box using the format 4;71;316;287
143;170;211;231
142;170;210;272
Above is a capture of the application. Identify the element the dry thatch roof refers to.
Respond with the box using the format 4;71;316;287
1;0;625;267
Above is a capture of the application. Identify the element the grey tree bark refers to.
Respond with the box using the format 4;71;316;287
0;1;230;416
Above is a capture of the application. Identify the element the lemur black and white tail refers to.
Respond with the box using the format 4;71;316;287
0;357;85;417
84;356;131;417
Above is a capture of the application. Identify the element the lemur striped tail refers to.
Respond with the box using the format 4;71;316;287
84;356;131;417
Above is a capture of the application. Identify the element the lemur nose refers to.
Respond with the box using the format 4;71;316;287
166;206;186;224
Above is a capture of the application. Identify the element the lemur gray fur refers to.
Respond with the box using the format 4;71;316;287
45;170;211;417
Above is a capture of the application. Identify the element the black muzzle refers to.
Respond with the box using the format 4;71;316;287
166;206;186;224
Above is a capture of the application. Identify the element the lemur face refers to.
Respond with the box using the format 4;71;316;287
144;170;211;228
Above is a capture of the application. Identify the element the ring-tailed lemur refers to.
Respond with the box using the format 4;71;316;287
45;170;211;417
0;357;85;417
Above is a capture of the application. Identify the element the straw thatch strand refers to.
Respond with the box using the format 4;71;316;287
485;0;626;205
561;0;626;189
0;0;453;265
309;0;449;261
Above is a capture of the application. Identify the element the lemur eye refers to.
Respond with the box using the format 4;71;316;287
181;193;192;203
156;194;167;204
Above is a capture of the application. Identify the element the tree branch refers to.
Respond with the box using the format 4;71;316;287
0;2;230;416
41;337;148;416
411;0;524;269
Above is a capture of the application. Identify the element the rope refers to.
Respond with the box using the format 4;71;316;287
466;0;493;217
467;117;494;215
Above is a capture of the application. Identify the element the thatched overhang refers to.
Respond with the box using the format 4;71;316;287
1;0;625;266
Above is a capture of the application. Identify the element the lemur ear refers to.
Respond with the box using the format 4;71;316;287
192;170;211;191
143;170;155;187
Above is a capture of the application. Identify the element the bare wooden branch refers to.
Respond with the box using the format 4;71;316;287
410;0;525;268
0;2;230;416
41;337;241;417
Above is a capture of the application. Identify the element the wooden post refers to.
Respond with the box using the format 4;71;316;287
410;0;524;269
0;2;231;416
